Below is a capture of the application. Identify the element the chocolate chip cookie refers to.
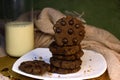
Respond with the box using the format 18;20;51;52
52;50;84;60
53;16;85;46
49;41;80;55
50;65;81;74
19;60;50;75
50;57;82;69
49;16;85;74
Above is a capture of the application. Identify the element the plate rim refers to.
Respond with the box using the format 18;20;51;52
12;48;107;80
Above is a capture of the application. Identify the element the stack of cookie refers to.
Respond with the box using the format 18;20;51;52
49;16;85;74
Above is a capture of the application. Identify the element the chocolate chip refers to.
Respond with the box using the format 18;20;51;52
72;38;78;44
62;38;68;44
68;28;74;35
69;19;74;25
60;20;66;26
75;24;80;28
56;28;62;33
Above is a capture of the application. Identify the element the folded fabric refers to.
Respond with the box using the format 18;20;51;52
0;73;10;80
35;7;120;80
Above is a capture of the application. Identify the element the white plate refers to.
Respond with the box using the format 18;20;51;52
12;48;107;80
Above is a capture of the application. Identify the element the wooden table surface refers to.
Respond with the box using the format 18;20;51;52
0;56;110;80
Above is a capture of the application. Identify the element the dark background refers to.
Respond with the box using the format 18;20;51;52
0;0;120;39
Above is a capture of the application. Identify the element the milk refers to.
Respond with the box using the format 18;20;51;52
5;22;34;57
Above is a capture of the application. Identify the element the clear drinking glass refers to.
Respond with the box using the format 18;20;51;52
4;0;34;57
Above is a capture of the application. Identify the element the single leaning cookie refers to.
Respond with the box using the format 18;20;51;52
53;16;85;46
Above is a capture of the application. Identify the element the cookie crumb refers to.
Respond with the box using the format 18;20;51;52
89;59;92;61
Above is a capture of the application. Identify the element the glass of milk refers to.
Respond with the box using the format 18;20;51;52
4;0;34;57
